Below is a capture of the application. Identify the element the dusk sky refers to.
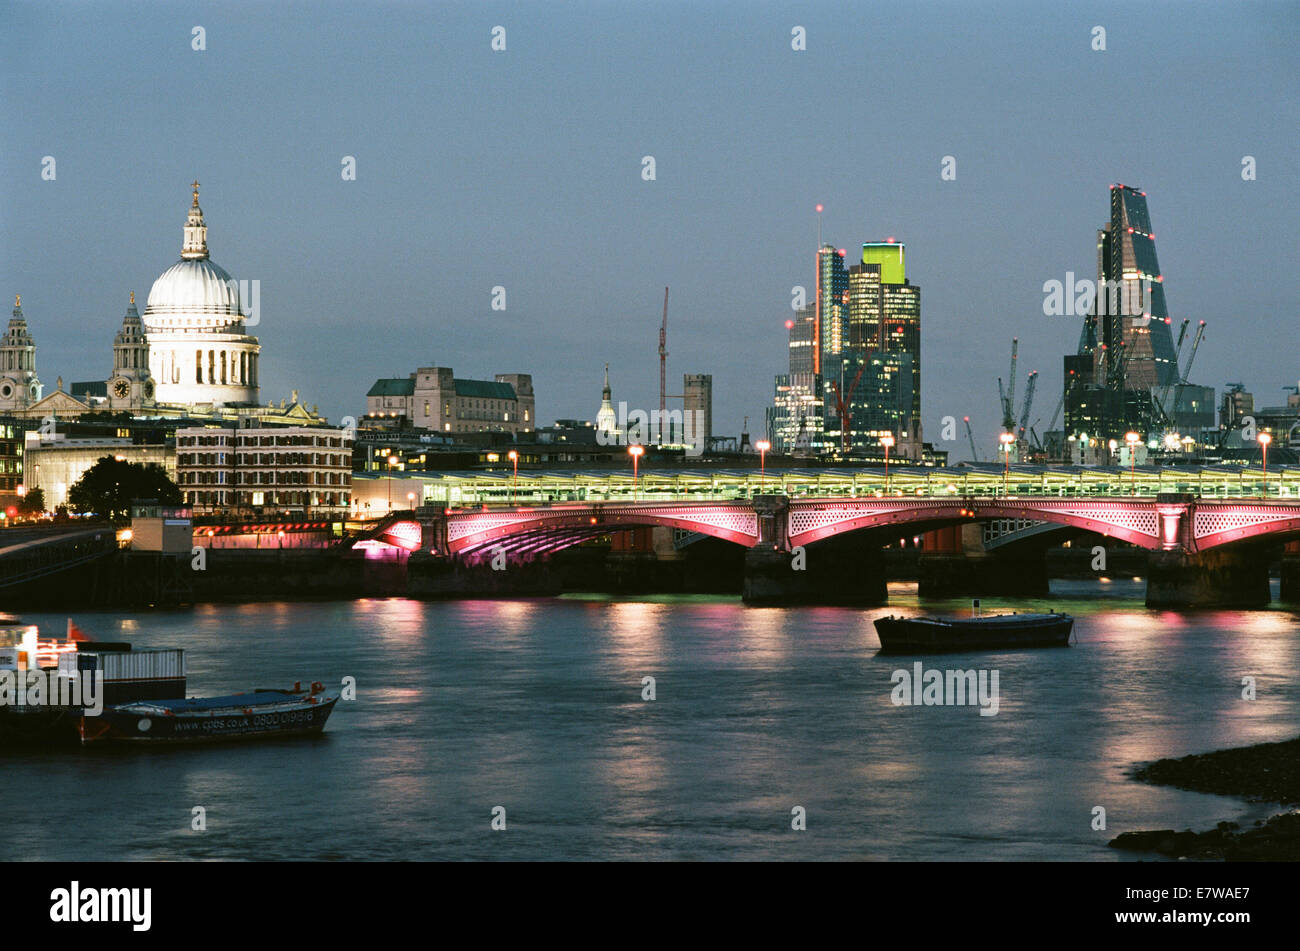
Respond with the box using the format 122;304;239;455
3;0;1296;456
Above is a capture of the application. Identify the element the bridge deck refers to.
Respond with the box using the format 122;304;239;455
352;464;1300;507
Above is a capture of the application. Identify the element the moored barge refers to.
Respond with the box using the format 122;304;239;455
80;683;338;745
874;611;1074;653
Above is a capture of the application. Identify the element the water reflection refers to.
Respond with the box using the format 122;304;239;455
5;586;1299;861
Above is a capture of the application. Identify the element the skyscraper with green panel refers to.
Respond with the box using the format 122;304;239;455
845;241;921;444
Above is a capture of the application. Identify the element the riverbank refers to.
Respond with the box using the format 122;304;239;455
1110;734;1300;860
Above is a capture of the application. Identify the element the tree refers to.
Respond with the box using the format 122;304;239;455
17;487;45;515
67;456;181;522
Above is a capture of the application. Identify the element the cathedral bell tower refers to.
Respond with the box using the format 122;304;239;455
107;291;155;411
0;295;42;412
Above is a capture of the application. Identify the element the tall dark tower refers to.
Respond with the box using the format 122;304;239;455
1069;184;1179;442
814;244;848;375
1091;184;1179;391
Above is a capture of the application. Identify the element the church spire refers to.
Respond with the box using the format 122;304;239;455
596;363;618;438
181;180;209;260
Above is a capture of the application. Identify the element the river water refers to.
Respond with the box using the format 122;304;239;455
3;581;1296;861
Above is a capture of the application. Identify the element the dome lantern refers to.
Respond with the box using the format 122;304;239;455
181;179;209;260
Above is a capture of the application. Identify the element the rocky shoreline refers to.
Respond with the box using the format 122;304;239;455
1110;734;1300;860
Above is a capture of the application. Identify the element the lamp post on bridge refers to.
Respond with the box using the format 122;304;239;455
998;432;1015;496
1125;432;1140;496
880;433;895;494
508;449;518;503
1259;432;1272;496
386;454;399;513
628;444;644;500
755;440;770;491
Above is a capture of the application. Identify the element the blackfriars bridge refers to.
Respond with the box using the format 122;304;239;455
354;465;1300;608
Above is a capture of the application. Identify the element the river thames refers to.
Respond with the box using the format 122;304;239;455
3;581;1296;861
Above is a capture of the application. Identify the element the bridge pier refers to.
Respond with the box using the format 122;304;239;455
916;552;1050;599
916;522;1049;599
1146;547;1271;609
1279;541;1300;603
1279;548;1300;603
406;551;562;598
742;541;887;606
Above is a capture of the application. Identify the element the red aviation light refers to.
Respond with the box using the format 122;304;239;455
815;204;823;213
785;319;794;329
837;249;846;257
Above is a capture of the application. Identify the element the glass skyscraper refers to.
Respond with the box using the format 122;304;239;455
767;302;824;453
815;244;848;375
840;241;921;450
1088;185;1179;390
1067;184;1196;443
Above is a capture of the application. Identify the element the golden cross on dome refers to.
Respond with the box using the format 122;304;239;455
191;180;200;205
130;291;135;305
14;295;19;307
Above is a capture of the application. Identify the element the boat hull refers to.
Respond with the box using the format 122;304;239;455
82;693;338;745
874;613;1073;653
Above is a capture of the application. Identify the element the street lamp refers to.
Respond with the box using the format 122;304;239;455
880;433;895;492
507;449;519;503
387;454;399;511
628;444;644;499
407;491;416;511
1259;432;1272;496
1125;432;1140;495
998;432;1015;495
755;440;771;490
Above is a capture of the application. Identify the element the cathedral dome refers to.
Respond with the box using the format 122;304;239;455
141;180;246;330
139;182;261;409
143;258;242;321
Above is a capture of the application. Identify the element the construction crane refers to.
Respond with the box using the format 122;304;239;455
1173;318;1191;366
998;338;1019;432
1044;388;1065;439
829;361;869;454
658;286;669;425
963;416;981;462
1166;320;1207;424
1155;318;1192;419
1182;320;1206;382
1017;370;1038;443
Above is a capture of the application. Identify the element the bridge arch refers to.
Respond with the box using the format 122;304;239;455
1192;502;1300;551
444;503;760;557
786;498;1166;551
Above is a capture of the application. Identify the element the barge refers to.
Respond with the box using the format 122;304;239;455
80;683;338;745
2;618;338;747
874;610;1074;653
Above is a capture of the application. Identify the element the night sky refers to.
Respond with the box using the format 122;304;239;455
3;1;1296;456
